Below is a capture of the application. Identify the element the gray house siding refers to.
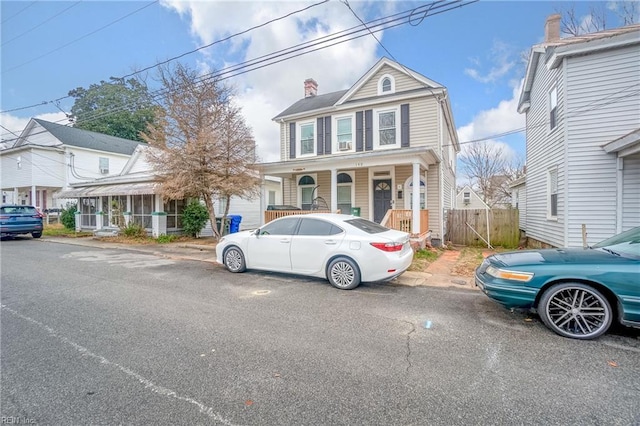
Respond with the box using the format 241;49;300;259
565;45;640;245
524;54;566;247
622;153;640;231
349;65;424;101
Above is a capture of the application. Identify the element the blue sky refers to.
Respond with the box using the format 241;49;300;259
1;1;635;173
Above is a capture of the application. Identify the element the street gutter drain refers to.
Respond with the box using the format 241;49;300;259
253;290;271;296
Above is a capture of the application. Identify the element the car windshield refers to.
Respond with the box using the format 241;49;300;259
592;227;640;258
344;218;389;234
0;206;37;214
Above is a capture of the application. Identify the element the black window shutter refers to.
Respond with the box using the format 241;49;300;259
365;109;373;151
324;116;332;154
317;118;324;155
356;111;363;152
401;103;410;147
289;122;296;159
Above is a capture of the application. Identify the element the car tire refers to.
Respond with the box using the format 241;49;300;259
32;232;42;239
327;257;361;290
538;282;612;340
224;246;246;273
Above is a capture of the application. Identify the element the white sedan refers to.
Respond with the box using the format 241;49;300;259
215;213;414;290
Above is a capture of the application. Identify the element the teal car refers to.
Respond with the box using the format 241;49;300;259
475;227;640;340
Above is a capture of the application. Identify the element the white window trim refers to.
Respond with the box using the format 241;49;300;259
297;121;316;157
377;73;396;95
333;113;355;153
549;85;558;133
337;171;355;211
373;106;401;150
547;166;558;221
403;176;426;209
297;173;317;210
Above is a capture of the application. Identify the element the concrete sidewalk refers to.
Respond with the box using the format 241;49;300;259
39;236;477;290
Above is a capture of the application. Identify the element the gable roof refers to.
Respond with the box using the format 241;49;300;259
273;90;348;120
518;24;640;113
29;118;143;155
272;57;445;121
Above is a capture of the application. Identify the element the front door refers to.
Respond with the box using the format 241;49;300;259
373;179;392;223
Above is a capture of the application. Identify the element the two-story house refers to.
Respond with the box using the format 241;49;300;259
258;57;460;243
517;15;640;248
1;118;142;210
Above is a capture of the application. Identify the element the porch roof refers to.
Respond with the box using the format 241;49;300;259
257;146;440;177
602;128;640;158
54;182;159;198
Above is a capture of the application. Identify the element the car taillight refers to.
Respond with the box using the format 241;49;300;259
32;215;42;218
370;242;404;252
0;215;8;220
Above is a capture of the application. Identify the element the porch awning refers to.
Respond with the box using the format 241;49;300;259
54;182;159;198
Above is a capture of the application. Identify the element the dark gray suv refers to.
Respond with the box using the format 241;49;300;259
0;205;44;238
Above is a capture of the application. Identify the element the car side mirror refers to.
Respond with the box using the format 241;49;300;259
253;228;261;237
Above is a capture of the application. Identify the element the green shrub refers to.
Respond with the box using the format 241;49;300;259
60;203;77;230
121;221;146;237
156;234;176;244
182;200;209;237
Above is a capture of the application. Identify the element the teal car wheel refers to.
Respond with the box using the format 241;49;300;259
538;282;612;340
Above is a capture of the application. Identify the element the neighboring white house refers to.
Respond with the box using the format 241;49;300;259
258;57;460;243
56;145;281;236
455;185;489;210
509;175;526;232
1;118;142;209
517;15;640;247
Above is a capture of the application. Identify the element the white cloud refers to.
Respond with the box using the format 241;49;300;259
464;39;516;84
160;0;383;162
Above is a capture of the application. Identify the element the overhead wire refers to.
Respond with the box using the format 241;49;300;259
1;1;38;24
1;1;159;75
1;1;83;47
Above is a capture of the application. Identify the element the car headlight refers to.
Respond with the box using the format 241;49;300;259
485;265;534;282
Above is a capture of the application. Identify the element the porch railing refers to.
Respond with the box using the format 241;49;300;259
264;209;333;224
381;209;429;236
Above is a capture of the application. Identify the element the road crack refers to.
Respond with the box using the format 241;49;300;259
402;320;416;373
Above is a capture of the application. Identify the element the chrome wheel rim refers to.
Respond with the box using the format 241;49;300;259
545;287;610;338
331;261;355;288
225;249;242;272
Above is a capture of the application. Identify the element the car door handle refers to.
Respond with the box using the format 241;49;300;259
280;239;290;244
325;240;337;245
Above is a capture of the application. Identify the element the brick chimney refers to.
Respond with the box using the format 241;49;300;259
545;14;561;42
304;78;318;98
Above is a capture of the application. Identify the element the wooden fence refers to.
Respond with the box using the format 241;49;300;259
446;208;519;248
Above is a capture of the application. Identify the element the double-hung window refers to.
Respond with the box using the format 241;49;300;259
300;123;314;156
549;86;558;130
379;111;396;146
337;117;352;151
548;168;558;218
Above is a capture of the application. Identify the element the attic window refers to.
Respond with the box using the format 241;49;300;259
377;74;395;95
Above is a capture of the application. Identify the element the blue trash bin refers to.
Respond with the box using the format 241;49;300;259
228;215;242;233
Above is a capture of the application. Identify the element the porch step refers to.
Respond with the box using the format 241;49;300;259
93;227;120;237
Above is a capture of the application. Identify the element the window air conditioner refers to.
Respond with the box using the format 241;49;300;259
100;168;109;174
339;141;352;151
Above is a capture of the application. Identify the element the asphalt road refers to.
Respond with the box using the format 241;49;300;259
2;239;639;425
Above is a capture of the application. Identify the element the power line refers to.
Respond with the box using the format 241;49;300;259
1;1;38;24
1;1;159;75
1;1;83;47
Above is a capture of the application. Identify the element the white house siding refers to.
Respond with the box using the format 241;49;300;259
565;46;640;245
622;153;640;231
511;184;527;231
354;168;369;218
426;165;441;238
2;149;34;188
280;122;287;161
524;53;566;247
67;147;132;184
349;65;424;101
456;186;489;210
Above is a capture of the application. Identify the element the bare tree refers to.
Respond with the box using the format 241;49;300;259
141;63;260;239
459;142;507;207
558;2;638;36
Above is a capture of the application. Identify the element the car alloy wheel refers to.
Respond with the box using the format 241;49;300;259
327;257;360;290
224;247;246;273
539;283;612;340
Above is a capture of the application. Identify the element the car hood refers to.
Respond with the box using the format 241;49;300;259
490;248;633;268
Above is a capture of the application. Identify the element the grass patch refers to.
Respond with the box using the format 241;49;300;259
43;223;92;238
409;248;442;271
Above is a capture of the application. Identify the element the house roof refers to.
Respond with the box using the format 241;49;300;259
272;57;445;121
31;118;143;155
273;90;348;120
518;24;640;113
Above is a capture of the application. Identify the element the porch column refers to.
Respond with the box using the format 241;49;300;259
152;194;167;237
13;187;18;204
330;168;338;213
31;185;36;207
95;197;103;230
412;162;420;235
